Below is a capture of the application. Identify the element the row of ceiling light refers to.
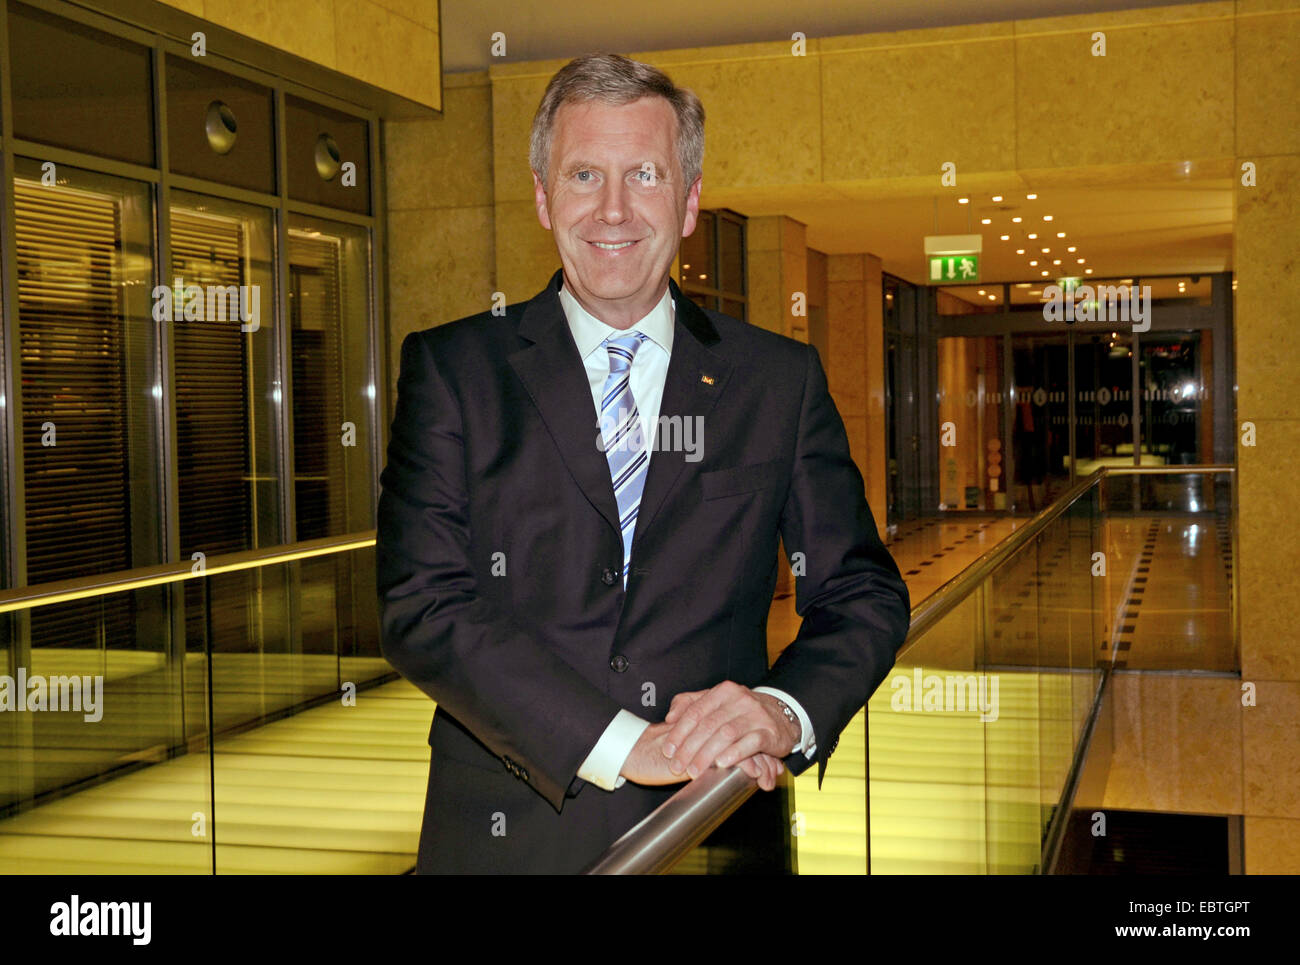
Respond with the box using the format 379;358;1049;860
955;193;1095;302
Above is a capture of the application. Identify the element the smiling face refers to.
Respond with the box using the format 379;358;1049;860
533;96;701;329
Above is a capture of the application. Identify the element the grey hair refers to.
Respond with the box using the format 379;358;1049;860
529;53;704;195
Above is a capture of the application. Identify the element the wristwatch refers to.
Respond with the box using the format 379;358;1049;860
771;697;801;751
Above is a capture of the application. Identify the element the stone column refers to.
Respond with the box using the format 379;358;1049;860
827;254;888;540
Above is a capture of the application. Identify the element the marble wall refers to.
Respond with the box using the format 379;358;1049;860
383;72;493;410
157;0;441;110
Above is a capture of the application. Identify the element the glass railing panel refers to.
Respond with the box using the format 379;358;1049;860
328;548;387;683
198;546;405;873
203;565;293;733
1034;505;1091;853
0;536;403;875
788;708;866;875
868;591;987;874
1043;672;1114;874
1099;469;1234;672
980;534;1042;873
1078;482;1107;745
0;584;213;874
621;467;1233;876
12;584;186;804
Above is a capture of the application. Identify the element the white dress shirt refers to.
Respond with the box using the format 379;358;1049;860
557;280;817;791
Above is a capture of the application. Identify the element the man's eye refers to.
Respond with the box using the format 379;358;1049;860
576;170;593;182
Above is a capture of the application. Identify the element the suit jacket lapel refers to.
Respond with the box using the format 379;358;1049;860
506;272;734;550
508;271;623;537
633;280;732;542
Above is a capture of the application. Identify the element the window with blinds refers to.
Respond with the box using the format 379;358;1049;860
288;230;346;541
286;216;374;664
170;208;254;557
168;195;278;667
285;215;373;538
14;175;153;648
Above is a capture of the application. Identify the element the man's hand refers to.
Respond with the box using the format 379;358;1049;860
661;682;800;790
619;717;788;791
618;722;689;786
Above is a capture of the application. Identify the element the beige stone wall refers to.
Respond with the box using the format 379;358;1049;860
826;254;887;538
157;0;441;110
383;72;493;409
746;216;807;339
1231;0;1300;875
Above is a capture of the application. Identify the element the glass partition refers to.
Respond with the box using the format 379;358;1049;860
865;468;1232;874
10;159;167;804
863;482;1101;875
1100;469;1234;672
0;536;400;874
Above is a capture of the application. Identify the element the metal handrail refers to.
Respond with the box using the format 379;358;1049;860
0;530;377;614
583;766;757;874
585;463;1236;874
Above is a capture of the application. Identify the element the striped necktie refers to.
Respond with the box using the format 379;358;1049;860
598;331;650;588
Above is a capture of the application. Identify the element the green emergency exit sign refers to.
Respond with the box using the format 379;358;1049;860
929;254;979;282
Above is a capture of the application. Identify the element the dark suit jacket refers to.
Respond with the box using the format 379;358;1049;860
377;270;910;873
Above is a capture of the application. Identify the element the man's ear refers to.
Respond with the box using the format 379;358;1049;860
532;170;553;231
681;176;702;238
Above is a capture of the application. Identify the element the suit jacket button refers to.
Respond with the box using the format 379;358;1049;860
519;769;529;782
601;568;618;586
609;654;629;673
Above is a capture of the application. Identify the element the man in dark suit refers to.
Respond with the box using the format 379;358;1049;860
377;53;910;874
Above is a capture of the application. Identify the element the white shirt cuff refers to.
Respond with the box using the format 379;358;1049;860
753;686;817;758
577;710;650;791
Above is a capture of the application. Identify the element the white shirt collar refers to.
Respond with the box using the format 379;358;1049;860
558;278;676;360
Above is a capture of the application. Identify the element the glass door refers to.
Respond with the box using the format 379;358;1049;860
1010;334;1070;513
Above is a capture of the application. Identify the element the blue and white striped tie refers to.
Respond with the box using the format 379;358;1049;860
599;332;650;588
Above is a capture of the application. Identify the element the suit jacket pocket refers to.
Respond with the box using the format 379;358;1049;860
701;458;786;500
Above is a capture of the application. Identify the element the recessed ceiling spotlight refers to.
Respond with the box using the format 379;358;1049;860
981;218;992;225
1000;234;1010;241
992;195;1003;202
1012;216;1022;223
1056;232;1065;238
1016;249;1025;255
1027;233;1038;240
1067;246;1077;252
1043;215;1054;222
958;197;969;204
1029;260;1038;266
1085;268;1094;274
1026;193;1038;200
